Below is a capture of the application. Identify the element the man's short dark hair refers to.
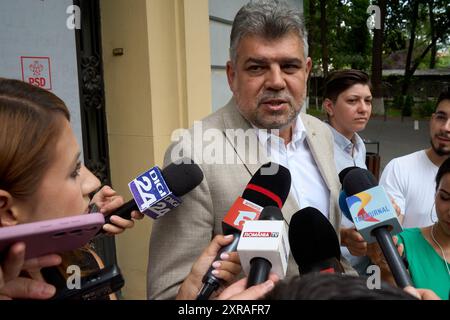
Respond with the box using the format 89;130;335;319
437;89;450;106
265;273;416;300
323;69;372;103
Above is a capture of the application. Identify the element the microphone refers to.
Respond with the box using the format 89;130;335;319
339;166;360;185
288;207;344;275
237;206;289;288
103;158;203;225
196;162;291;300
342;168;412;288
338;166;362;221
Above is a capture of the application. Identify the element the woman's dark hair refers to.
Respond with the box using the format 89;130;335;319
435;157;450;191
323;69;372;103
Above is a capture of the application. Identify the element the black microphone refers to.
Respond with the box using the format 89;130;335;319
342;168;412;288
244;206;285;288
288;207;344;275
338;167;362;220
339;166;360;185
102;158;203;227
196;162;291;300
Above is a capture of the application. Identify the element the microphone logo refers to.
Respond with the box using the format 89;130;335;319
129;166;172;212
234;211;258;228
242;231;279;238
347;192;380;223
222;197;263;232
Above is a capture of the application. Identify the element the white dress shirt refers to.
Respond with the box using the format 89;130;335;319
254;115;330;218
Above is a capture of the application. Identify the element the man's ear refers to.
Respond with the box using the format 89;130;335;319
323;98;335;117
305;57;313;78
0;190;19;227
226;61;236;92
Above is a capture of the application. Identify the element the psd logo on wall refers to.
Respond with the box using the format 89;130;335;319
21;56;52;90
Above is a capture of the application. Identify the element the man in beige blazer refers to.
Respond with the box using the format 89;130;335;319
147;1;354;300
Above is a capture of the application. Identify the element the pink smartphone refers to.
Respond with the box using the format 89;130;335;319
0;213;105;260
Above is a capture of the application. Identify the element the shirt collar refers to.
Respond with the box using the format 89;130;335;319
327;124;364;154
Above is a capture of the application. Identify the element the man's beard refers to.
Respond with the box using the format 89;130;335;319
252;92;303;130
252;105;300;130
430;138;450;156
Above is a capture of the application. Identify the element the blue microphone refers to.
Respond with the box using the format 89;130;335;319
339;190;352;221
338;166;361;221
341;168;412;288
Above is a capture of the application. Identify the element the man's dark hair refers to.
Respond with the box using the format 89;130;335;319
229;0;308;64
323;69;372;103
265;273;416;300
437;89;450;106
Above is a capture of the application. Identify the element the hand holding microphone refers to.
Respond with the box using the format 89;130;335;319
177;234;278;300
341;167;412;288
340;227;367;256
89;186;144;235
338;167;403;257
215;273;279;300
196;162;291;300
366;235;406;285
176;234;241;300
99;158;203;233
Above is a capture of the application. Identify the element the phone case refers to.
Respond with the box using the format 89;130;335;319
0;213;105;260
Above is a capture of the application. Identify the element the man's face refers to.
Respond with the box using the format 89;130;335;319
226;33;312;130
430;99;450;156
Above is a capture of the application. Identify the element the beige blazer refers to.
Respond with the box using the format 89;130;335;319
147;98;352;300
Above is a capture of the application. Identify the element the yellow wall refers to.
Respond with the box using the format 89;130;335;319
100;0;211;299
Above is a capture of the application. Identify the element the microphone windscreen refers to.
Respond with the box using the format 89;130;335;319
288;207;341;274
161;158;204;196
259;206;284;221
338;166;360;185
338;191;353;223
342;168;377;196
242;163;291;208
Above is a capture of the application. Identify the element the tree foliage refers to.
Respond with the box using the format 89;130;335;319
305;0;372;74
383;0;450;72
305;0;449;76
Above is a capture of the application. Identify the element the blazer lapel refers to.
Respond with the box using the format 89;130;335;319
221;99;270;176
